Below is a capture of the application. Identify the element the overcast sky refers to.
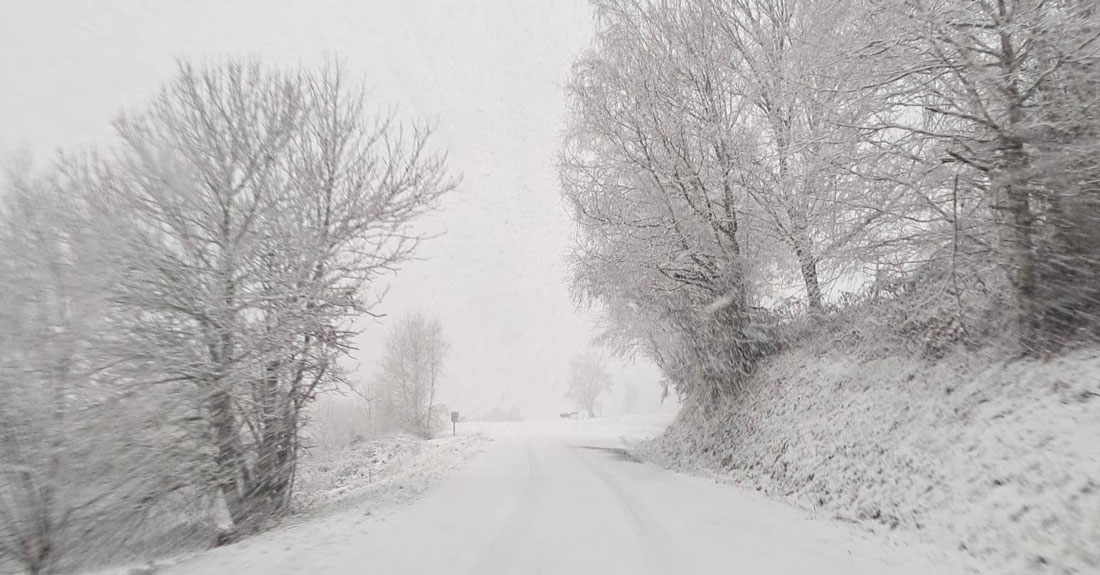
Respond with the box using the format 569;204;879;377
0;0;672;418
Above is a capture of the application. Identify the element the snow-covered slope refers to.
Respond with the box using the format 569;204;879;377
294;434;486;513
85;434;486;575
641;348;1100;575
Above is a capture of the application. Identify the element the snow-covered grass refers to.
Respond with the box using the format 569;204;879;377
294;433;486;514
80;433;487;575
640;347;1100;575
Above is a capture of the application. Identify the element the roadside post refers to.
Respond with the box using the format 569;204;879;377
451;411;459;435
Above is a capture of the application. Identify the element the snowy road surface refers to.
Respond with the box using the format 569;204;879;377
165;417;960;575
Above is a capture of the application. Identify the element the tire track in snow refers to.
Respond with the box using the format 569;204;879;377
465;443;542;575
569;443;678;575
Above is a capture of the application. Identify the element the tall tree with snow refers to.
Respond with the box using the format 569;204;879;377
104;60;455;532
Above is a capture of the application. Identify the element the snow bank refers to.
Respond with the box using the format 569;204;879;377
294;433;485;513
82;433;486;575
640;348;1100;575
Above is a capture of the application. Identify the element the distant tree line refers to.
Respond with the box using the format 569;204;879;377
0;59;455;573
561;0;1100;404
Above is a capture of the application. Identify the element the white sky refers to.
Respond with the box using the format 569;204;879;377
0;0;672;418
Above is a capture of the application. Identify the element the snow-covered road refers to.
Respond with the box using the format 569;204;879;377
163;418;962;575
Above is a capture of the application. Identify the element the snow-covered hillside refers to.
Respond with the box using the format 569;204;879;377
641;348;1100;575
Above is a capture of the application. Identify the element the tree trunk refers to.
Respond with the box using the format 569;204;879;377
993;138;1037;352
792;232;823;312
1003;177;1037;351
252;360;292;518
210;389;251;528
992;0;1038;353
785;202;823;312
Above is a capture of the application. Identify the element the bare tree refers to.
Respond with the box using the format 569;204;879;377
564;0;887;400
0;158;181;574
375;313;449;438
703;0;908;311
0;160;100;575
877;0;1100;351
562;0;758;401
105;60;455;532
566;353;612;418
563;0;1100;408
